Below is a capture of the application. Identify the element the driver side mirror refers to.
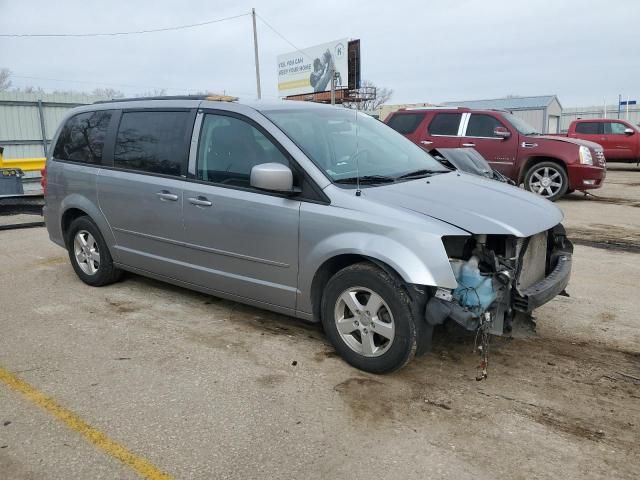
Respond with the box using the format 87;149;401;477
624;127;635;135
250;163;295;193
494;126;511;139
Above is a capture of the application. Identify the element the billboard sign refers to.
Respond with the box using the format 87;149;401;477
277;38;349;97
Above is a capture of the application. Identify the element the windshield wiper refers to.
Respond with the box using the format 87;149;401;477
395;169;447;180
334;175;396;184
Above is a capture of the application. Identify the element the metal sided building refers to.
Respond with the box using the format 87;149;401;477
0;91;108;160
443;95;563;134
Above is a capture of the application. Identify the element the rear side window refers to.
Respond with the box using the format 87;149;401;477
387;113;425;134
575;122;602;134
606;122;627;134
114;111;190;176
466;114;504;137
428;113;462;136
53;111;112;164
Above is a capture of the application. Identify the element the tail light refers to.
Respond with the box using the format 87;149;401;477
40;167;47;195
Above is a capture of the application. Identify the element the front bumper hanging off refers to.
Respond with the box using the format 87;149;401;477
425;225;573;334
512;252;571;312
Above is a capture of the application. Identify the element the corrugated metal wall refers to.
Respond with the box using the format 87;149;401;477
511;109;545;133
561;104;640;131
0;91;108;159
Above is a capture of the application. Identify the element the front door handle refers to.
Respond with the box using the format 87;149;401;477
188;196;213;207
462;143;476;147
156;190;178;201
420;140;433;145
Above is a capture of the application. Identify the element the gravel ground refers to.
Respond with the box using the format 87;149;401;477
0;165;638;480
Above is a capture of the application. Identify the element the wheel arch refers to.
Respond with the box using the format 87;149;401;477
518;156;567;184
59;194;115;249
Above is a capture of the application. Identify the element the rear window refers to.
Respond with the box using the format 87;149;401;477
114;111;191;177
386;113;425;134
575;122;602;134
53;111;112;164
428;113;462;136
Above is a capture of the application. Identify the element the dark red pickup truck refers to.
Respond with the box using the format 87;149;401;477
554;119;640;163
385;107;606;201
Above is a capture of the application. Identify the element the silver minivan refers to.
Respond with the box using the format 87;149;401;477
44;96;572;373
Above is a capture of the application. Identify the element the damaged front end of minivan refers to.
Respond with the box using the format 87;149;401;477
425;224;573;375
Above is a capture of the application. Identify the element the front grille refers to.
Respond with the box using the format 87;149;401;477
594;149;606;167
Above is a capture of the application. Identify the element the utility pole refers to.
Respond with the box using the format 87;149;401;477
330;67;336;105
251;8;261;99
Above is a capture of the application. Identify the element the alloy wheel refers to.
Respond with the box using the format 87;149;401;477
334;286;395;357
528;166;564;198
73;230;100;275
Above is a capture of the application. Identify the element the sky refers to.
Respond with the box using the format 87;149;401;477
0;0;638;107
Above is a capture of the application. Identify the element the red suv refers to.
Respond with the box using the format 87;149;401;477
385;107;606;201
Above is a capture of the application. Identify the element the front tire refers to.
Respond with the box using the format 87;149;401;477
524;161;568;201
67;216;122;287
321;262;419;374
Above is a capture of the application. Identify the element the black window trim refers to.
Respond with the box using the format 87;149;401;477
189;108;330;205
51;109;116;166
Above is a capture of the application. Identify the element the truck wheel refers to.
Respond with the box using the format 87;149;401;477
524;162;568;201
321;262;419;374
67;216;122;287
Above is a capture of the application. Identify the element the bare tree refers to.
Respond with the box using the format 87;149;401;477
0;68;12;91
343;80;393;111
135;88;168;97
92;87;125;99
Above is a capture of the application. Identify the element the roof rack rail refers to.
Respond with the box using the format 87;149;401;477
399;106;467;111
94;94;238;104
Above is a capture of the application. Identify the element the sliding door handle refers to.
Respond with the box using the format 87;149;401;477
156;191;178;201
188;196;213;207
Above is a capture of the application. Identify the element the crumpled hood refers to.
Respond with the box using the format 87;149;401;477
363;172;563;237
535;135;603;151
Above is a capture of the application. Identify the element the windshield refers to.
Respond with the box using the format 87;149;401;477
263;107;448;183
500;112;540;135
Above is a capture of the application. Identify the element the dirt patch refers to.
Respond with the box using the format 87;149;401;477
313;350;339;362
105;298;142;314
566;224;640;253
256;374;287;388
522;408;606;441
563;193;640;208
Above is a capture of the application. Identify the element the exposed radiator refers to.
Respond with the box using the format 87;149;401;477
517;231;547;291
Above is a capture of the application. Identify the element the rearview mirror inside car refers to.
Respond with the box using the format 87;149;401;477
250;163;295;193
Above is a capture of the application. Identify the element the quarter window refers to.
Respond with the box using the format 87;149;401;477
387;113;425;134
114;111;190;176
196;114;290;188
574;122;601;134
53;111;112;164
466;114;504;137
428;113;462;136
606;122;627;134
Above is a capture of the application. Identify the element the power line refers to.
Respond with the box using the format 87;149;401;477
255;13;312;60
0;12;250;38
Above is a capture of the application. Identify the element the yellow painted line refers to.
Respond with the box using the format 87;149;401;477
0;366;173;480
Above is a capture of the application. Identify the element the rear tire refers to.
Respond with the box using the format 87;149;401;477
524;161;568;202
321;262;420;374
66;216;122;287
